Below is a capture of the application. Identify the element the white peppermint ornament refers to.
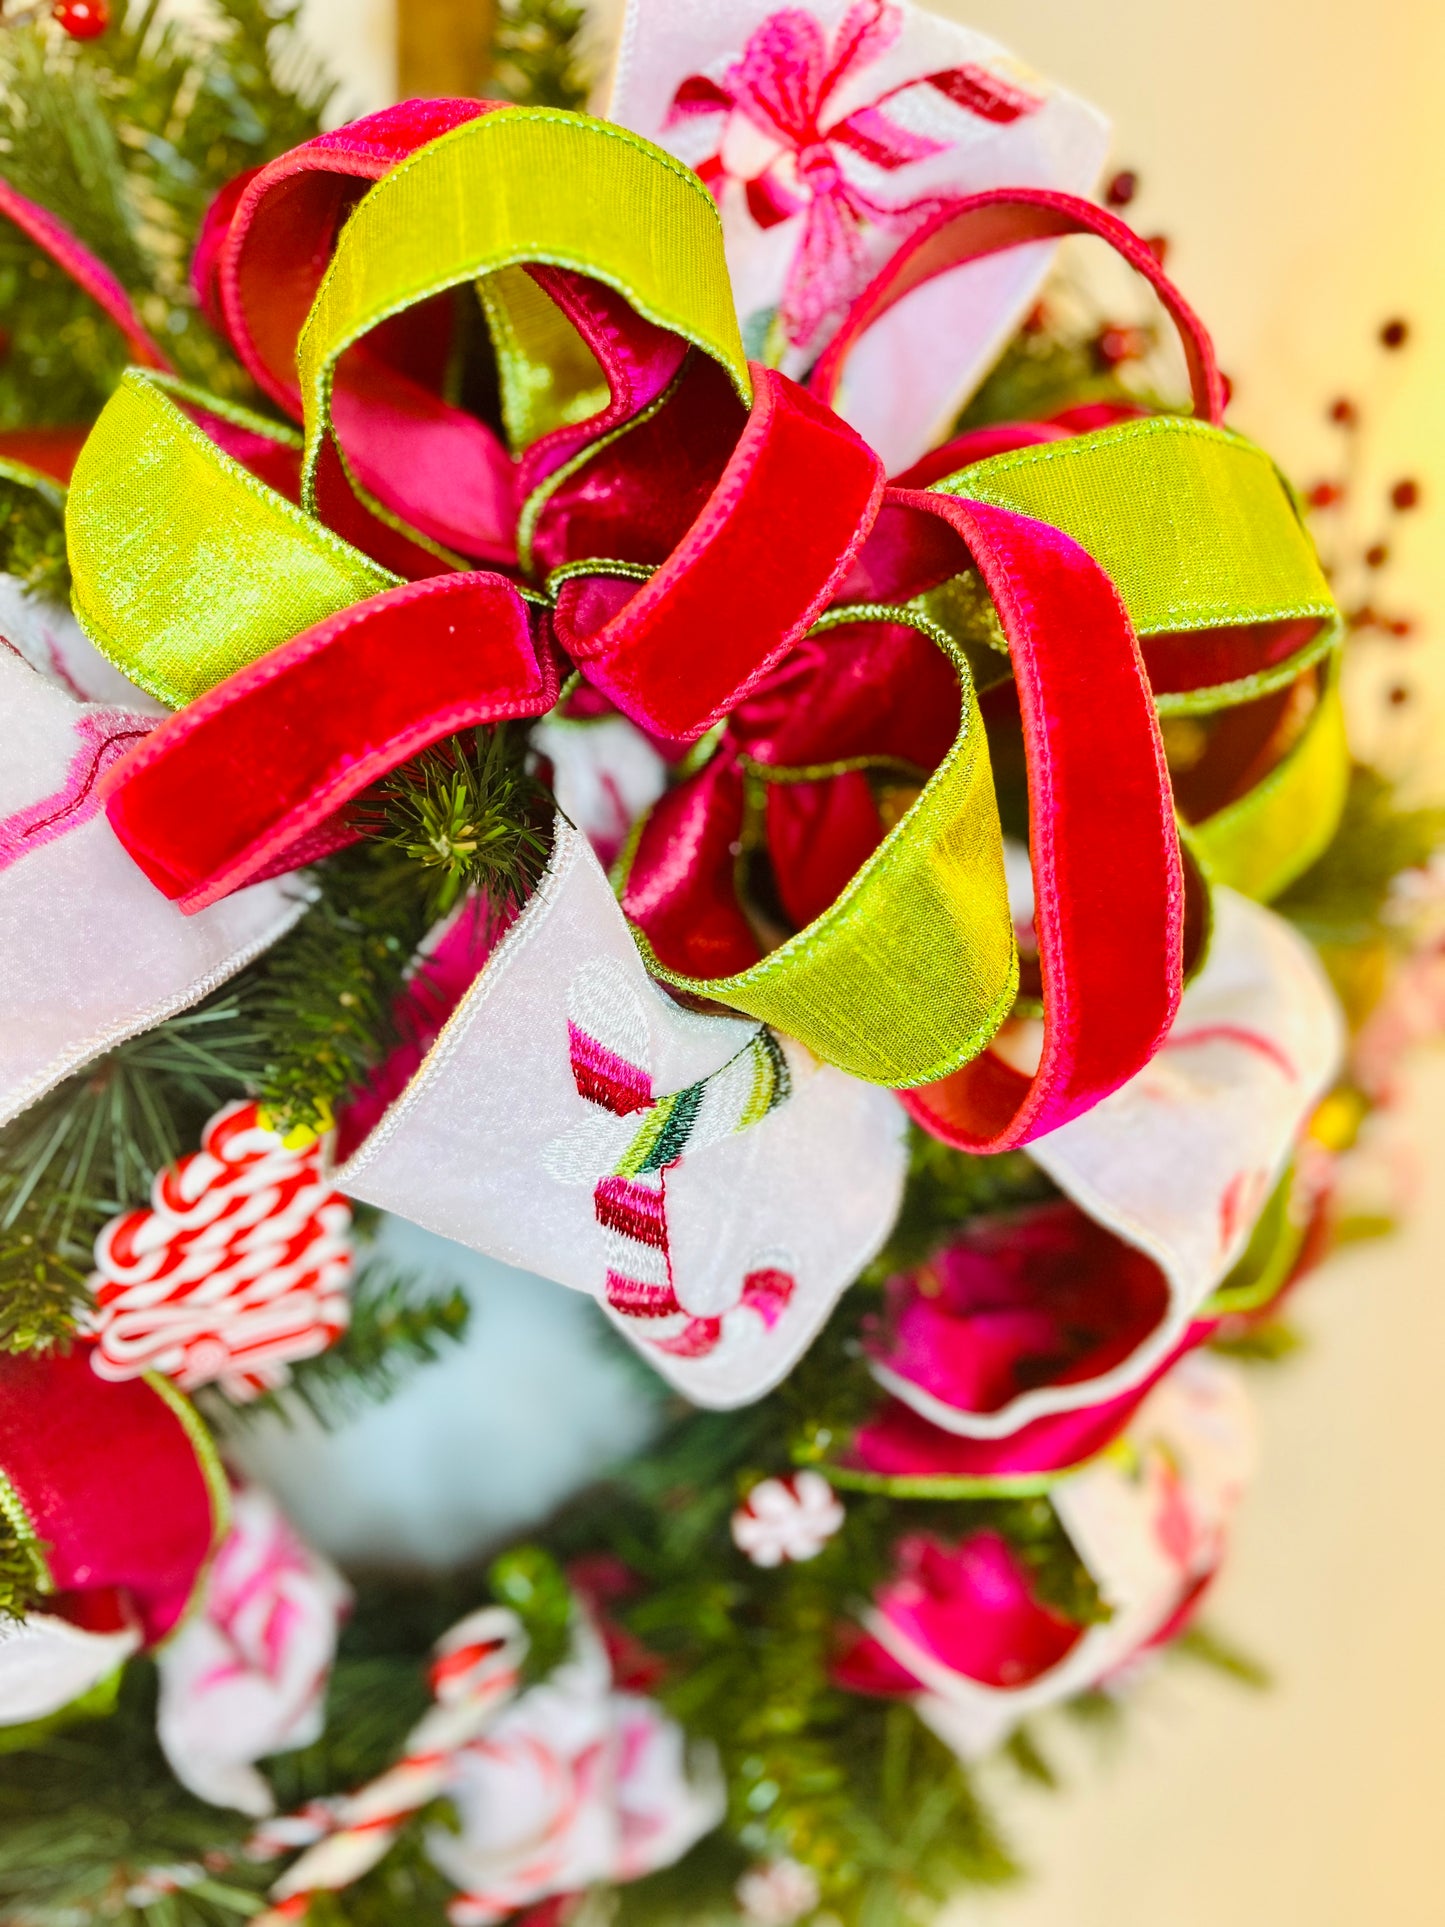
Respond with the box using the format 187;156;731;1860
737;1857;823;1925
731;1471;845;1567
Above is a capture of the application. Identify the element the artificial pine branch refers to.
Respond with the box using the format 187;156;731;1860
0;480;67;599
364;723;555;925
223;1259;472;1429
490;0;589;111
1275;764;1445;947
242;842;436;1139
862;1128;1059;1282
0;0;331;437
0;1191;90;1354
0;1514;45;1621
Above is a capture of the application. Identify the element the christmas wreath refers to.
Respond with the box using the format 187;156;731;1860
0;2;1440;1924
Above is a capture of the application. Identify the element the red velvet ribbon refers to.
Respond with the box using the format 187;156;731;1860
810;187;1227;428
896;492;1183;1148
95;127;1244;1146
0;1347;220;1644
550;363;885;740
101;574;557;910
0;172;171;490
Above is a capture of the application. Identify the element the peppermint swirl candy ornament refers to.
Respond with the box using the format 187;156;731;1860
88;1100;353;1399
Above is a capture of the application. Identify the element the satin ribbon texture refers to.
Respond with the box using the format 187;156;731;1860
835;1350;1254;1761
59;91;1342;1156
0;1346;228;1645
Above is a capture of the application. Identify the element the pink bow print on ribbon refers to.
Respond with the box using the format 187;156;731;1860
668;0;1042;348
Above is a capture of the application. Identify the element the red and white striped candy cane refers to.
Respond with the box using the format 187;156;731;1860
88;1100;353;1399
250;1609;527;1926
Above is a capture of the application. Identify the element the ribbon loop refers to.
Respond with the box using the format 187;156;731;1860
293;108;752;551
100;573;556;911
892;490;1184;1149
812;187;1226;428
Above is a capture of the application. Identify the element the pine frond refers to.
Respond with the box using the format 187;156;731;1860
362;724;554;926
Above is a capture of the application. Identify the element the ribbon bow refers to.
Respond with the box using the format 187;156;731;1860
32;98;1340;1166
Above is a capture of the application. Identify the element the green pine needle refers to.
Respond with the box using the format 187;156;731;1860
0;478;69;602
223;1260;471;1428
1275;764;1445;947
0;1517;46;1622
491;0;590;111
365;725;554;926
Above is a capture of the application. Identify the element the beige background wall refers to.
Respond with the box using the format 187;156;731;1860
294;4;1445;1919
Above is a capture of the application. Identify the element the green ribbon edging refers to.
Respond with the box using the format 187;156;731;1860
66;371;394;708
1185;670;1350;903
297;107;751;515
621;607;1019;1089
941;416;1339;713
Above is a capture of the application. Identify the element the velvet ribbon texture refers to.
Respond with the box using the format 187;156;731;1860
58;101;1341;1160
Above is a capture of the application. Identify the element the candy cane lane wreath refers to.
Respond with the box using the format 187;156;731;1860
0;48;1350;1869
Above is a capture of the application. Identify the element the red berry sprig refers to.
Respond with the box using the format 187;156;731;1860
52;0;109;39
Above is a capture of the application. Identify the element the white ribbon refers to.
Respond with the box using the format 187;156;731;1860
336;819;907;1408
0;628;307;1130
873;888;1344;1437
607;0;1109;472
874;1352;1256;1761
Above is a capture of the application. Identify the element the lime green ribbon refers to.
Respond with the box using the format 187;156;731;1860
295;107;752;515
1185;667;1349;902
939;415;1337;713
67;373;393;708
620;606;1019;1089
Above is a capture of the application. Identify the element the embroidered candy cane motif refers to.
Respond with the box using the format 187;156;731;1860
547;961;797;1359
668;0;1043;347
88;1100;354;1400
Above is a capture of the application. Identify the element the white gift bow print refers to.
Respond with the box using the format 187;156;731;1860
606;0;1109;472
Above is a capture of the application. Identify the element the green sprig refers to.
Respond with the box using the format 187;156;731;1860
366;724;555;925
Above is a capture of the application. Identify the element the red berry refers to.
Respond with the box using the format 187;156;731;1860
1380;318;1409;350
1366;543;1389;569
1329;397;1358;427
1105;169;1139;209
1307;481;1345;510
1391;478;1421;511
53;0;110;36
1096;324;1148;367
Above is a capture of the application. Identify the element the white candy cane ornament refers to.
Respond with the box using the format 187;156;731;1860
252;1609;528;1925
88;1101;354;1399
